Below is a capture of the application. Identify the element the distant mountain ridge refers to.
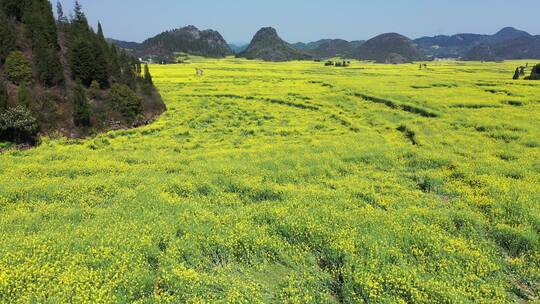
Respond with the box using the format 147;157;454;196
291;39;365;59
228;43;248;54
107;39;140;51
109;26;539;62
293;39;332;50
415;27;539;60
239;27;312;62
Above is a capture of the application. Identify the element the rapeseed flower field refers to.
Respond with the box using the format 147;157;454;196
0;58;539;303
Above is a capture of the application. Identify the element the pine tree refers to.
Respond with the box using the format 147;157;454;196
71;1;89;32
66;4;110;87
69;38;95;86
0;12;17;63
92;41;110;87
24;0;64;86
108;44;121;79
56;2;68;24
73;82;91;127
33;35;64;86
97;22;104;40
2;0;25;21
513;67;520;80
4;51;33;85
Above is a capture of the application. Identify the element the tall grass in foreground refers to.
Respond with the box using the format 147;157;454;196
0;58;539;303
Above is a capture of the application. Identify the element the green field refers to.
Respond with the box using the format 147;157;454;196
1;58;539;303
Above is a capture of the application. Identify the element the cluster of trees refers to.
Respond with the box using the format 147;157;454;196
512;66;526;80
324;60;350;67
513;63;540;80
0;1;158;144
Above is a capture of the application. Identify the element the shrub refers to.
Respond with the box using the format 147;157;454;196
108;84;143;123
529;64;540;80
0;105;38;144
4;51;33;85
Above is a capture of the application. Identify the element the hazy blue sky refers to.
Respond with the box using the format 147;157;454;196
57;0;540;44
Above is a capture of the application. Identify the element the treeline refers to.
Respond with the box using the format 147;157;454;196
0;1;162;144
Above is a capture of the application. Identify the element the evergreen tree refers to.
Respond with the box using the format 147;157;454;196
117;50;137;88
92;35;110;87
97;22;104;40
24;0;64;86
144;64;153;84
66;4;109;87
33;35;64;86
69;38;95;86
4;51;33;85
513;67;520;80
73;82;91;127
1;0;26;21
108;44;121;79
71;1;89;32
56;2;68;24
0;12;17;63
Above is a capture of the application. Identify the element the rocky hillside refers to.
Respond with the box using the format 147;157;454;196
415;27;535;59
239;27;312;62
355;33;426;63
0;1;165;145
136;26;232;58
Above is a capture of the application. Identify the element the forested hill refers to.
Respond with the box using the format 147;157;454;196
0;1;165;145
135;26;233;59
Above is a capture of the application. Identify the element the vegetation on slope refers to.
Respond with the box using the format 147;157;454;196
0;1;165;145
136;25;233;59
0;58;538;302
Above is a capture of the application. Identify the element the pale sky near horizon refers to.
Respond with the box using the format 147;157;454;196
56;0;540;44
